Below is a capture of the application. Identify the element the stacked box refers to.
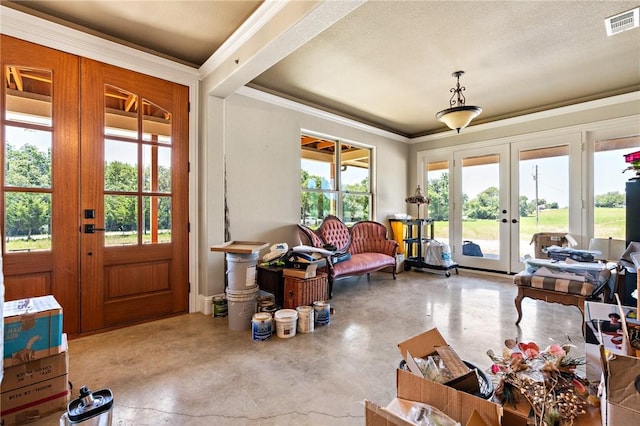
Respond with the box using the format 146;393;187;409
3;295;64;368
2;296;69;425
283;272;328;309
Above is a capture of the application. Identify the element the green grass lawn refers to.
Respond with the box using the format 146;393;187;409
427;207;625;241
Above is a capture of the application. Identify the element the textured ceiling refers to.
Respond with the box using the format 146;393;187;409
4;0;640;137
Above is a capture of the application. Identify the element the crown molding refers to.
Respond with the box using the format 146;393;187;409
0;5;198;85
236;86;410;143
412;91;640;143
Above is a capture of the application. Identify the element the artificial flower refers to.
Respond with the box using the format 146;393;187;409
487;337;593;426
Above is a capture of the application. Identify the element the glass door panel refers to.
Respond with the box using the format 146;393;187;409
426;159;450;246
517;145;570;259
594;137;640;239
454;146;510;272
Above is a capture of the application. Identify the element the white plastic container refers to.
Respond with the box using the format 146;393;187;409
274;309;298;338
226;285;259;330
296;305;314;334
226;252;259;290
251;312;272;341
313;301;330;326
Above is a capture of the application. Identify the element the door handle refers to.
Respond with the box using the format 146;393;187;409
512;219;518;223
84;224;106;234
501;219;508;223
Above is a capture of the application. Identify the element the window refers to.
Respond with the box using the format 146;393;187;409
3;66;53;252
594;136;640;239
300;134;372;227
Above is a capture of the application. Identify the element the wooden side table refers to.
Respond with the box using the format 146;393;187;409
257;265;284;307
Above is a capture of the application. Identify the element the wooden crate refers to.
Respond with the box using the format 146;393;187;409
283;272;328;309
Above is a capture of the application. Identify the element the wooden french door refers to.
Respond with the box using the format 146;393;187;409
79;59;189;332
1;36;189;335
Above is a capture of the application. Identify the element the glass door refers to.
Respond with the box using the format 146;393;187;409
453;145;510;272
510;135;580;271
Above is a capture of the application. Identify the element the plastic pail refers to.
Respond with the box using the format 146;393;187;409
274;309;298;338
313;301;330;326
226;252;259;290
252;312;272;341
296;306;314;334
226;286;259;331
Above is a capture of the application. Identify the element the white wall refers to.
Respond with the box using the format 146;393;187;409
199;88;409;297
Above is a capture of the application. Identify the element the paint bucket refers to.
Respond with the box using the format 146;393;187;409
226;285;259;331
203;296;213;316
313;301;330;326
226;252;259;291
274;309;298;338
296;306;314;334
213;294;228;317
252;312;273;341
260;305;278;316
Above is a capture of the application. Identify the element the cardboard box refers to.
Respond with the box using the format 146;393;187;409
365;369;500;426
3;295;64;367
600;350;640;424
1;345;68;391
397;328;479;395
283;263;317;279
1;373;69;426
530;232;574;259
584;301;637;381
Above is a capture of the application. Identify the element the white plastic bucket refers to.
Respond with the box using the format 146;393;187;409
296;306;314;334
226;252;259;290
252;312;273;341
313;301;330;326
274;309;298;338
226;285;259;331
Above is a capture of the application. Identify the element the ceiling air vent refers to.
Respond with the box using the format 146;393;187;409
605;7;639;36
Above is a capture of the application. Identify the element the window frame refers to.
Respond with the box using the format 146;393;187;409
300;133;374;226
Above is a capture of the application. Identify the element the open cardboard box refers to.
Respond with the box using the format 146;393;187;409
365;369;500;426
598;294;640;424
397;327;480;395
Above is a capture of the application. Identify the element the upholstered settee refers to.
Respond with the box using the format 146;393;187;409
297;215;398;298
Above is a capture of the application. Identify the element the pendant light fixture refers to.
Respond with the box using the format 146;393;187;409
436;70;482;133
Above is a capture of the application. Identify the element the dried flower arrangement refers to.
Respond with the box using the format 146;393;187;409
487;338;599;426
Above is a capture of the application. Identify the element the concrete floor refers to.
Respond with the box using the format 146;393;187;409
32;269;586;425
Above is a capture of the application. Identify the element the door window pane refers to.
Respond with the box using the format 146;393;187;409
4;192;51;251
143;196;171;244
4;126;52;188
104;195;138;246
426;160;450;245
143;145;171;193
4;66;52;126
518;145;569;258
461;155;500;258
594;137;640;239
142;99;172;143
105;85;138;139
105;140;138;191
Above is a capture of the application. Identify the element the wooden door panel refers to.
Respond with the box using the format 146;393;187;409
80;58;189;332
106;262;170;298
1;36;80;335
3;273;52;301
